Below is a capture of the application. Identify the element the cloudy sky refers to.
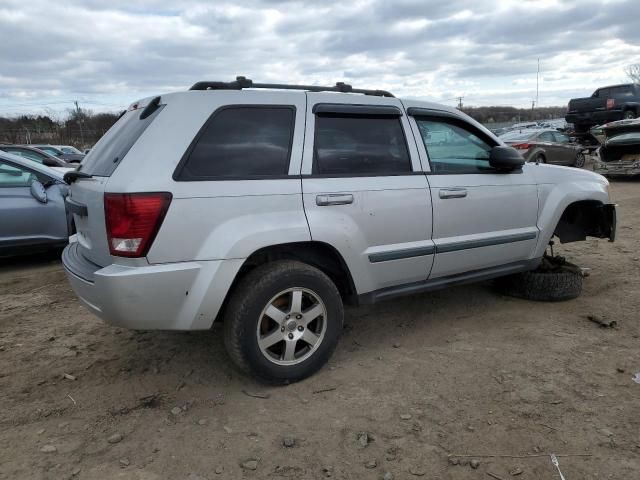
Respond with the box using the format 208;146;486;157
0;0;638;116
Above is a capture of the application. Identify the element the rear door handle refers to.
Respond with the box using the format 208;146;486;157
316;194;354;206
439;188;467;199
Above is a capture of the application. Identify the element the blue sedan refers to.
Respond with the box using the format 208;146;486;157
0;151;72;256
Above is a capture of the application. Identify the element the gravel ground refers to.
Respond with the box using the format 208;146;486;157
1;178;639;480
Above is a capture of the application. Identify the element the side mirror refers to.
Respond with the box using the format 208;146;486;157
30;180;48;203
43;158;57;167
489;146;525;171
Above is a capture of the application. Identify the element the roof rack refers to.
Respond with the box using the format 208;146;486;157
189;76;395;97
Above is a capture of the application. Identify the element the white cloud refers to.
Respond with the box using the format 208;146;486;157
0;0;638;115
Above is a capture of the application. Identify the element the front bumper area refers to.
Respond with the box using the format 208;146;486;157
62;241;243;330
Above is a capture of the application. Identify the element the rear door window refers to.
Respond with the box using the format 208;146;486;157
175;106;295;180
79;105;164;177
313;115;411;175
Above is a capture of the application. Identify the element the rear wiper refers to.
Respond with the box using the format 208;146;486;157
63;171;93;184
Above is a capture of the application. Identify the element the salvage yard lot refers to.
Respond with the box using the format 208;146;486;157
1;180;639;480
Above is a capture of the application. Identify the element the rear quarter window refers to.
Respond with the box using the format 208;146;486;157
174;106;295;180
611;86;634;97
79;105;164;177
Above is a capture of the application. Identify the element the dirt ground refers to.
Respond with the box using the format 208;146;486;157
1;179;639;480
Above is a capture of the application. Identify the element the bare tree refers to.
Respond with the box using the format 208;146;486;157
625;64;640;83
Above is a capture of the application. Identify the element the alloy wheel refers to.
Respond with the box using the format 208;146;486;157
256;287;327;365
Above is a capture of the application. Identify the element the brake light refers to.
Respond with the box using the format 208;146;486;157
104;192;172;257
512;143;531;150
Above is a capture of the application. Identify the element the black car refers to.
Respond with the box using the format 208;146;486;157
566;83;640;132
0;145;71;168
29;144;85;163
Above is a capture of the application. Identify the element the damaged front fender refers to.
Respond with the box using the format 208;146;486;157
554;201;617;244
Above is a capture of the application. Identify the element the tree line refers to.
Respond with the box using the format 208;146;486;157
461;106;567;125
0;104;571;148
0;109;121;148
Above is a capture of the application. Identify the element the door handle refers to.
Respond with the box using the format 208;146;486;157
316;194;354;206
439;188;467;199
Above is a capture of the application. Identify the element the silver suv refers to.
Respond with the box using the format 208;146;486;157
62;77;616;383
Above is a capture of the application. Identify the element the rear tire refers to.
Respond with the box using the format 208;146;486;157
573;152;586;168
623;110;636;120
495;256;583;302
223;260;343;384
535;153;546;164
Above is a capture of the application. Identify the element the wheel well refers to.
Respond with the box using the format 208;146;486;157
554;200;614;243
229;242;357;305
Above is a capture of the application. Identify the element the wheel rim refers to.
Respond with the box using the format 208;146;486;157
536;155;545;163
575;153;585;168
256;287;327;366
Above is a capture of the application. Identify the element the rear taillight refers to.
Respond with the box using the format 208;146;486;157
512;143;531;150
104;192;172;257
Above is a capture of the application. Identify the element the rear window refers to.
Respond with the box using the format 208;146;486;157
79;105;164;177
499;130;536;141
175;106;295;180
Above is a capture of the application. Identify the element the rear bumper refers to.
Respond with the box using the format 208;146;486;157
62;241;243;330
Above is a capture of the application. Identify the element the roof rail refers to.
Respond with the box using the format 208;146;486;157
189;76;395;97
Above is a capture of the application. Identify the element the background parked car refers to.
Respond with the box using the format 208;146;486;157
0;151;72;256
593;118;640;177
30;144;85;163
0;145;74;172
499;128;586;167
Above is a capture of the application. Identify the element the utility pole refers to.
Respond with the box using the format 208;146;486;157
531;100;536;120
74;100;84;145
536;58;540;109
457;96;463;109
